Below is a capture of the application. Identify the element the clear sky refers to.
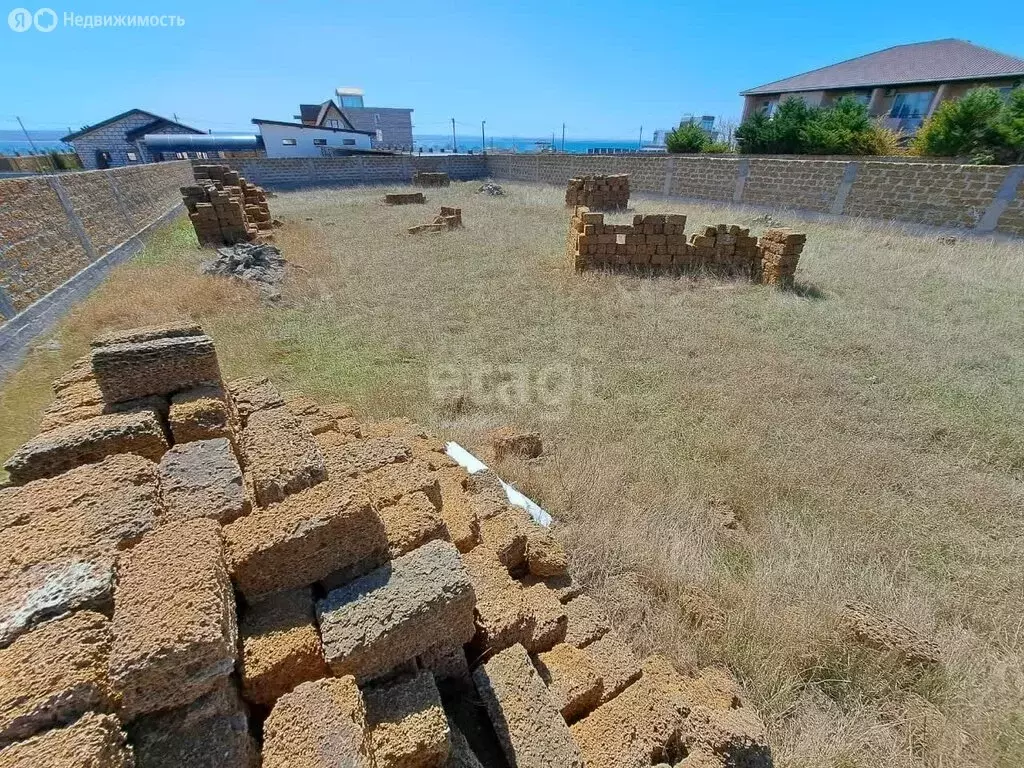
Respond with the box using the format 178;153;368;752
2;0;1022;140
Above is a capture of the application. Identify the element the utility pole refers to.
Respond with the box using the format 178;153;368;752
561;123;566;153
638;125;643;150
481;121;486;154
16;117;39;153
451;118;457;153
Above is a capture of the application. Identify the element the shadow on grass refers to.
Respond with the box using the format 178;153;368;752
792;281;827;300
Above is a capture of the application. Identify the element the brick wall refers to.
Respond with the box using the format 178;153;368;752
486;154;1024;236
196;155;488;189
0;161;193;318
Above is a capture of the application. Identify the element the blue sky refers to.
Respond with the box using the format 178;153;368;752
2;0;1022;140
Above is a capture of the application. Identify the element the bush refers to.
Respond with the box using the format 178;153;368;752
912;87;1004;158
992;87;1024;163
736;96;894;156
854;121;905;156
666;121;710;153
704;141;732;154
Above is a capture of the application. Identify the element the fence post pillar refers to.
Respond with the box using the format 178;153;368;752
46;175;97;262
662;156;675;197
976;165;1024;233
733;158;750;203
830;161;859;215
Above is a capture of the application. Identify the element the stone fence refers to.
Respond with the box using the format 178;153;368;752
486;154;1024;236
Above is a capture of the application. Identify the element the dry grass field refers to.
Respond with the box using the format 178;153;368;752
2;181;1022;767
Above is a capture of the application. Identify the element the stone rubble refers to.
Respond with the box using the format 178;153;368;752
0;323;772;767
201;242;287;298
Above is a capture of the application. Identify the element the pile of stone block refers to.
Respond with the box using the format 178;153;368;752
758;228;807;288
384;192;426;205
567;206;807;288
565;175;630;210
408;206;463;235
182;165;274;247
0;323;771;768
412;172;450;187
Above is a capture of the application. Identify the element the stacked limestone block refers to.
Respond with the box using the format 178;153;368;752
758;228;807;288
565;175;630;210
182;164;273;247
408;206;463;234
384;192;426;205
687;224;761;278
0;323;773;767
412;172;451;187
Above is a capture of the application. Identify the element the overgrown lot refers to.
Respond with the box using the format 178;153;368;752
2;182;1022;767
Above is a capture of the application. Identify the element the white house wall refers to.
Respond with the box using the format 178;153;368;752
258;123;372;158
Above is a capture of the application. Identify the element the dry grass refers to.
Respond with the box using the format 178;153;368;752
2;181;1023;767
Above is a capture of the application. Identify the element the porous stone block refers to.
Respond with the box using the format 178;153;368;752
473;643;583;768
840;600;940;665
487;426;542;461
435;468;481;553
525;531;568;578
0;455;161;648
462;548;535;654
158;438;247;524
262;677;373;768
224;481;386;600
3;408;167;484
318;540;476;682
583;631;642;704
226;376;283;424
239;407;326;507
0;712;133;768
318;435;411;478
364;669;450;768
478;506;532;570
0;610;112;747
91;333;222;405
533;643;603;722
520;573;582;604
361;459;442;509
562;595;610;649
168;385;232;443
379;490;449;558
418;642;471;684
109;518;237;719
240;587;329;706
681;706;770;768
127;682;257;768
91;321;203;347
522;582;568;653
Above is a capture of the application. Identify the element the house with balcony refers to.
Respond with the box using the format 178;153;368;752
740;39;1024;134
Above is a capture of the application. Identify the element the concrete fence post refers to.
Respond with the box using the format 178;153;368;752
662;156;675;197
976;166;1024;233
304;158;317;187
0;287;17;320
733;158;750;203
106;172;140;232
46;175;97;262
830;162;859;216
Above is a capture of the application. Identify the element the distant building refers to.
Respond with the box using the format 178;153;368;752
61;109;205;169
296;88;413;151
252;119;374;158
740;39;1024;134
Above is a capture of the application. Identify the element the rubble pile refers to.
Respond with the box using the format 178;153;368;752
477;183;504;196
565;175;630;210
567;206;807;286
0;323;772;768
200;243;286;298
412;172;451;187
409;207;463;235
182;165;275;247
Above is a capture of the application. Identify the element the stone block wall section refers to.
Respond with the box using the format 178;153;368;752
0;161;194;320
0;322;772;768
485;153;1024;237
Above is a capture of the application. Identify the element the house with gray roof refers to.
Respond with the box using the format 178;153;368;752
296;89;413;151
740;39;1024;133
62;109;205;170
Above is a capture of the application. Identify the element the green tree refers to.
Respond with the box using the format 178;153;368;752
735;110;774;153
992;87;1024;163
666;121;710;153
800;96;873;155
912;86;1004;158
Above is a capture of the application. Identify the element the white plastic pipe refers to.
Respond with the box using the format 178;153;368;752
445;441;553;528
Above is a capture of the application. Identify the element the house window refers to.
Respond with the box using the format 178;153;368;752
327;119;340;128
890;91;934;120
281;138;297;146
343;139;356;145
761;100;779;116
126;151;138;162
313;138;327;145
175;152;188;159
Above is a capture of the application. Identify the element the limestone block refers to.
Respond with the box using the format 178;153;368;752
168;385;232;443
318;540;476;682
158;438;247;524
127;682;257;768
262;677;373;768
461;548;535;654
379;490;449;558
0;713;133;768
533;643;603;722
224;481;386;600
840;600;940;665
364;669;450;768
239;407;326;507
487;426;542;461
472;643;583;768
435;467;481;552
522;583;568;653
525;530;568;578
91;333;222;405
318;435;411;478
418;642;471;684
282;394;338;436
520;573;583;604
478;506;533;570
360;459;442;510
91;321;203;347
226;376;283;424
3;408;167;484
681;706;771;768
0;610;113;747
240;587;329;706
109;518;238;719
562;596;610;649
583;631;642;704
